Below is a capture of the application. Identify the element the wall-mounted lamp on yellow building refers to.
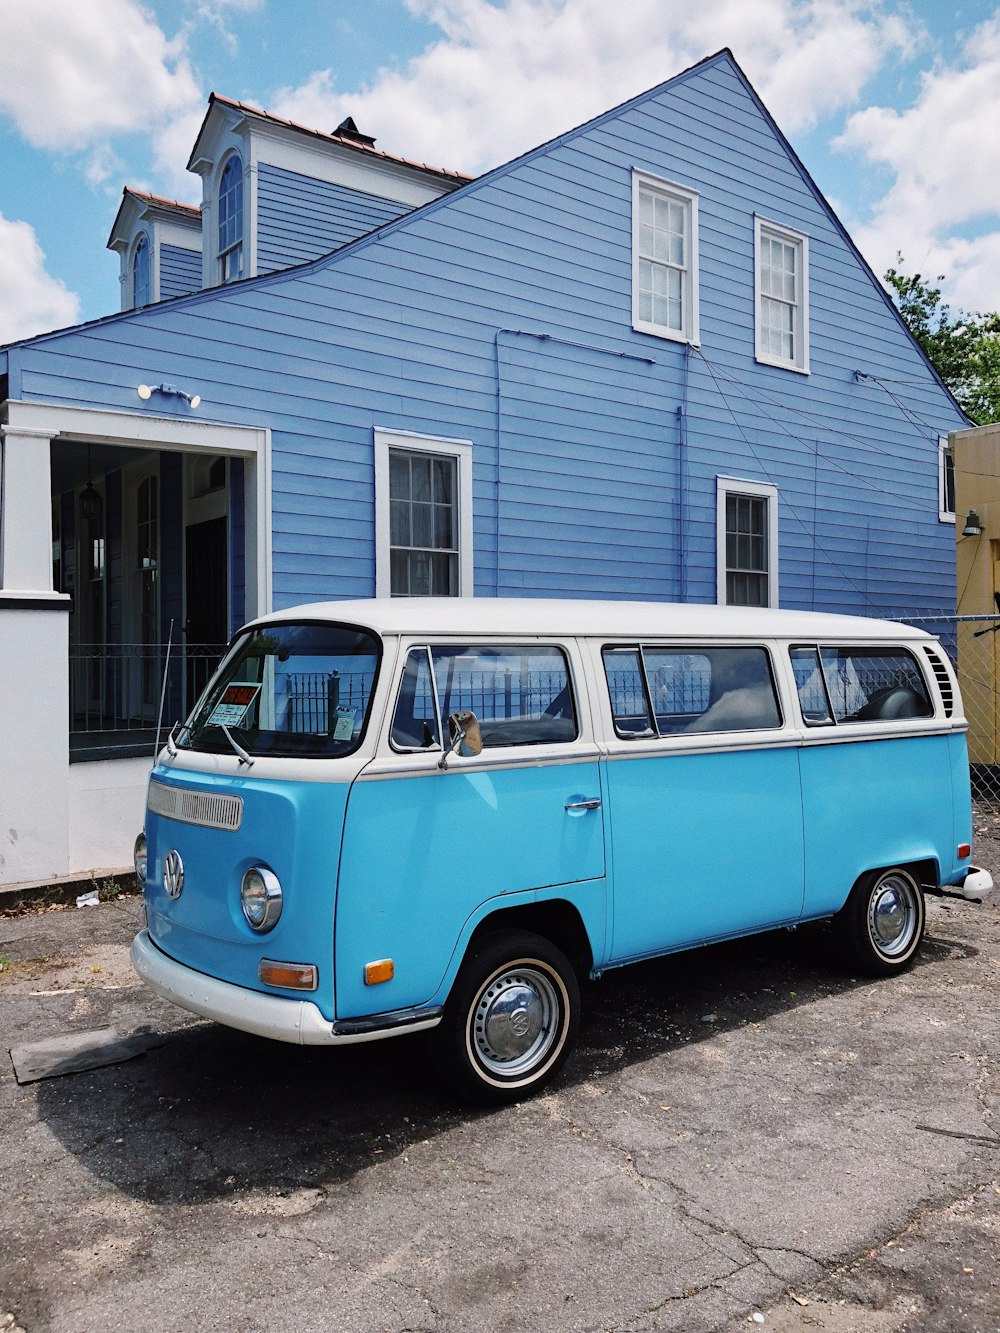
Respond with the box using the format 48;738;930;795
962;510;984;538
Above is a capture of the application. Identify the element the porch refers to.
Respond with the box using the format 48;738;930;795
0;398;270;885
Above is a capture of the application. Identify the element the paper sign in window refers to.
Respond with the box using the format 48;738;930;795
333;706;357;741
208;682;261;728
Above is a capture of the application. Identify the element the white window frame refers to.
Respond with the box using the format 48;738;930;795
216;150;245;285
939;436;956;524
754;217;809;374
374;428;474;597
716;476;779;608
130;230;154;309
631;170;700;345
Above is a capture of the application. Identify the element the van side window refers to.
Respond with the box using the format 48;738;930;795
390;648;442;750
790;646;834;726
603;647;655;736
603;645;781;736
391;644;578;749
818;647;933;723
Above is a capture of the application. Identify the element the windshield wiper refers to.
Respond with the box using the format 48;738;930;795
217;723;255;767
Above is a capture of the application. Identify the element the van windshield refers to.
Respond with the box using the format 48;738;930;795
177;622;380;759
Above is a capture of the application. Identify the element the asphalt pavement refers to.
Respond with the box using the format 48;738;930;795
2;838;999;1333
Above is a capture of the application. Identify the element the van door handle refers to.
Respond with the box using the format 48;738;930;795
565;797;602;811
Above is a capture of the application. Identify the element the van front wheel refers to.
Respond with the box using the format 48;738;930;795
432;930;580;1104
833;867;925;976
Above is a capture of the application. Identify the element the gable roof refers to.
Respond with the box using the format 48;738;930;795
106;187;201;254
0;47;971;421
188;92;473;186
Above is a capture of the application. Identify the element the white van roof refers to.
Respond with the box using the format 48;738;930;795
248;598;933;643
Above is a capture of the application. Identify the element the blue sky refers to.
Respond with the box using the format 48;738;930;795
2;0;1000;341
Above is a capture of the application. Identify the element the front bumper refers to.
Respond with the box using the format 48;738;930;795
130;930;442;1046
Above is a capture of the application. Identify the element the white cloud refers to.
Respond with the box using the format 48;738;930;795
191;0;266;56
837;15;1000;309
0;213;80;343
0;0;201;151
271;0;920;175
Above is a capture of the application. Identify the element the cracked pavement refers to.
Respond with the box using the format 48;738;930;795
2;841;999;1333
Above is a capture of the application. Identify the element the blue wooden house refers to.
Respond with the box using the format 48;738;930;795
0;49;966;884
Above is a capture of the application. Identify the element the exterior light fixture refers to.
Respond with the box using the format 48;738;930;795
79;444;102;522
962;510;983;538
137;382;202;409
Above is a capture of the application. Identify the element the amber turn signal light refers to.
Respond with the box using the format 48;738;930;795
364;958;395;986
258;959;318;991
958;843;971;859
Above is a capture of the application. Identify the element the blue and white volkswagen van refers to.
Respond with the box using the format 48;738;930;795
131;599;992;1102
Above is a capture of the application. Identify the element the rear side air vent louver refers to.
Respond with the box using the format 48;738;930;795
923;646;954;717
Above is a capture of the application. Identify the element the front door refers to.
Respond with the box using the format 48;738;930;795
334;641;606;1018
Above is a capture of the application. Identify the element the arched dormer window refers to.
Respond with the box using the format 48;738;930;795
218;154;244;283
133;233;151;308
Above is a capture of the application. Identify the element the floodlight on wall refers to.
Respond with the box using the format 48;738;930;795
962;509;984;538
137;382;202;409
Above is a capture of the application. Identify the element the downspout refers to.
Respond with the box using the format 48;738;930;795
493;332;503;596
677;344;691;602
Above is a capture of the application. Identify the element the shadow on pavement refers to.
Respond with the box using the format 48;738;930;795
31;921;977;1205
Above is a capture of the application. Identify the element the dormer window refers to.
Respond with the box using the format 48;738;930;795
218;154;244;283
133;234;151;308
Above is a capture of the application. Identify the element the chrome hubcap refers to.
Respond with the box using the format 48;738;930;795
868;875;918;957
471;965;561;1077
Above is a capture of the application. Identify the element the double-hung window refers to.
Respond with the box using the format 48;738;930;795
632;171;699;344
717;477;778;607
755;218;809;372
375;429;473;597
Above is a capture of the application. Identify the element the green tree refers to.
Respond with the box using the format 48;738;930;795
884;257;1000;425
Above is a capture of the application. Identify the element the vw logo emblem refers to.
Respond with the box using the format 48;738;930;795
509;1008;531;1039
163;849;185;899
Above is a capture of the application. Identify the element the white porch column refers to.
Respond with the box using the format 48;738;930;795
0;423;71;884
0;425;55;590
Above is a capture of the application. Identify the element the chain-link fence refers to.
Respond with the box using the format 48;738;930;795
903;614;1000;806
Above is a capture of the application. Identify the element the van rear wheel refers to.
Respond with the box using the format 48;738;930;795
833;867;925;976
432;929;579;1104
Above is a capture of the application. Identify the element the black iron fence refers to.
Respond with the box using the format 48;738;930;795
69;642;224;749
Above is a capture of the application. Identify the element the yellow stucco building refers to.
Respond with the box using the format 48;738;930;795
953;423;1000;765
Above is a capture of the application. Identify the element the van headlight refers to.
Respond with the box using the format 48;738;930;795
241;867;283;932
133;832;148;883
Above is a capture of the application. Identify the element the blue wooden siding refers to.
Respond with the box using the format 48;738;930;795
256;164;413;273
159;245;201;301
8;52;965;622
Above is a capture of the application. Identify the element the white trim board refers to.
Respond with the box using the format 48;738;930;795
373;427;474;598
3;399;271;620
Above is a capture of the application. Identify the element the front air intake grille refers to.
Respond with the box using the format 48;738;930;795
923;646;955;717
147;780;243;831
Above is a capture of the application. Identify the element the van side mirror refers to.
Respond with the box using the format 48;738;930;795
438;710;483;768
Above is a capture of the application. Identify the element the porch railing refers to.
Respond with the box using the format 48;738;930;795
69;642;225;753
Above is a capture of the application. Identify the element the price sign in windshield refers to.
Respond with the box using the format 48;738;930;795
208;683;261;728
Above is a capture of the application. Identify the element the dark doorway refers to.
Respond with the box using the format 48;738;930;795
185;516;228;708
